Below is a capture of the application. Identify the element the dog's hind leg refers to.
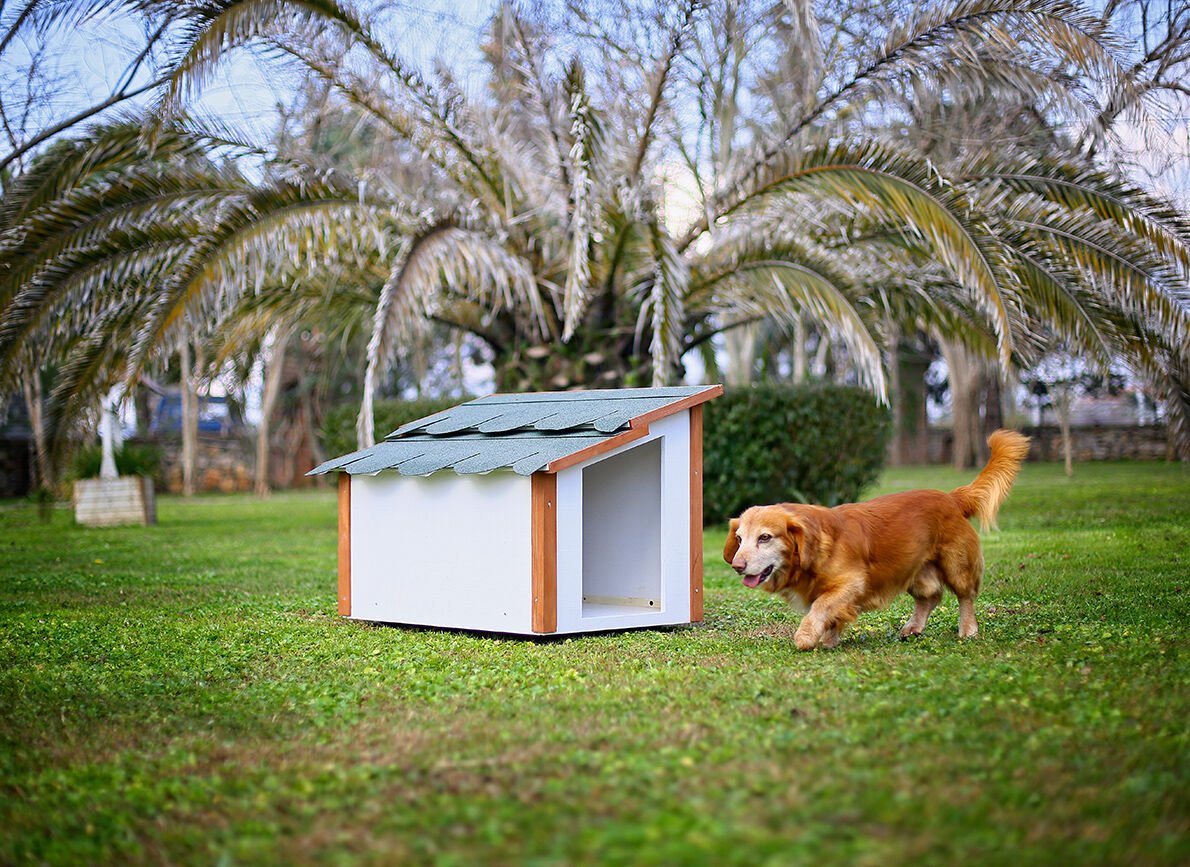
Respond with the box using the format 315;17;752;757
900;565;944;638
956;596;979;639
939;529;984;639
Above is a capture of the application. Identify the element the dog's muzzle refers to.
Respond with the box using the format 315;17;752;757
741;564;774;588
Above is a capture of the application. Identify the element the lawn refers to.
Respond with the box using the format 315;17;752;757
1;461;1187;865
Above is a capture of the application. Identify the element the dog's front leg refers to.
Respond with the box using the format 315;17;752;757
794;586;860;651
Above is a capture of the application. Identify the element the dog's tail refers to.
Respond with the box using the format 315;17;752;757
950;430;1031;531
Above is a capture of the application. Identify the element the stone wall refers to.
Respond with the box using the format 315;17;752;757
2;432;323;498
1023;424;1173;462
927;424;1173;465
144;435;256;494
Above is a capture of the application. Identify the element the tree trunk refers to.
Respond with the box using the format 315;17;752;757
886;321;903;466
20;367;50;491
453;332;466;394
940;339;987;470
695;340;723;385
180;338;198;497
792;317;807;384
983;367;1005;434
134;380;153;438
1053;385;1074;477
723;323;758;387
255;327;291;497
812;334;830;379
298;389;322;484
894;343;934;465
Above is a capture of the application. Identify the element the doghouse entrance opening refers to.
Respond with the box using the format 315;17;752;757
581;438;663;618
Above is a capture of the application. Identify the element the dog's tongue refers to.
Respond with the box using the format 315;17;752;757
742;573;762;588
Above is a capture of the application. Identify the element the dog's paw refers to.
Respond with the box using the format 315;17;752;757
958;625;979;640
794;631;818;651
898;624;924;639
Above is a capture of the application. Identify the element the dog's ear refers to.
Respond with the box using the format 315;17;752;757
786;515;817;570
722;518;741;564
785;516;806;571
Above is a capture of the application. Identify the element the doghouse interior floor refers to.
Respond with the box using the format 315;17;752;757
581;601;665;619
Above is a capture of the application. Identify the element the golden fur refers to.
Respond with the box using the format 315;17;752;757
723;430;1030;649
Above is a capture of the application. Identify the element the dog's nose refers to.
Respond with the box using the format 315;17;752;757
732;558;746;574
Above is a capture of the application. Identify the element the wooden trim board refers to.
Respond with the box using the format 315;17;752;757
626;384;723;432
545;426;648;473
689;405;704;622
543;385;722;474
531;472;558;633
338;472;351;616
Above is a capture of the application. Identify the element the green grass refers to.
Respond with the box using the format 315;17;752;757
1;462;1188;865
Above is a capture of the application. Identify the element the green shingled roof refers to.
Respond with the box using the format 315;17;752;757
308;385;722;477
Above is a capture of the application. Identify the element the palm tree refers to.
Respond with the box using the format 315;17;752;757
870;60;1190;465
1;0;1188;471
0;121;381;480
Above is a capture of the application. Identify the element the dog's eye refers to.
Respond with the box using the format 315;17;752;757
735;534;742;544
758;533;772;543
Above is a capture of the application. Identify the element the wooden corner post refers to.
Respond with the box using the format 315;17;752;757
689;405;704;622
337;472;351;616
531;472;558;634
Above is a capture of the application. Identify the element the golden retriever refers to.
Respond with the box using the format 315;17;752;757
723;430;1030;649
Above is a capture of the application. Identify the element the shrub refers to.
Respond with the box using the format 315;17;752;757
70;442;163;480
702;383;891;524
320;398;464;459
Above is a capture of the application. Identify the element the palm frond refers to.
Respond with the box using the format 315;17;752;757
719;141;1014;365
128;181;369;375
358;235;420;448
999;241;1117;366
1;235;192;367
0;164;246;309
0;120;209;228
561;60;600;341
626;0;699;181
688;233;887;397
507;8;572;189
637;221;687;386
1;0;139;57
43;291;153;472
966;155;1190;279
686;0;1122;249
357;223;542;445
999;199;1190;348
157;0;375;117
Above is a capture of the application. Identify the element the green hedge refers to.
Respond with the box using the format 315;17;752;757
321;398;463;459
69;442;162;480
703;384;891;524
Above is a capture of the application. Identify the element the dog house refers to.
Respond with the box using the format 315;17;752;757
308;385;722;635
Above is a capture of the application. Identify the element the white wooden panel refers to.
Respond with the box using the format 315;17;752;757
350;471;533;634
554;411;691;633
74;477;154;527
654;411;693;624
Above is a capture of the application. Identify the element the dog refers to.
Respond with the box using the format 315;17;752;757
723;430;1030;649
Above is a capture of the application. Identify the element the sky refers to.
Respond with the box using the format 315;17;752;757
0;0;498;170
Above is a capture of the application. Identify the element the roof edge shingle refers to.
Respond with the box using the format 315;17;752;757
308;384;722;477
